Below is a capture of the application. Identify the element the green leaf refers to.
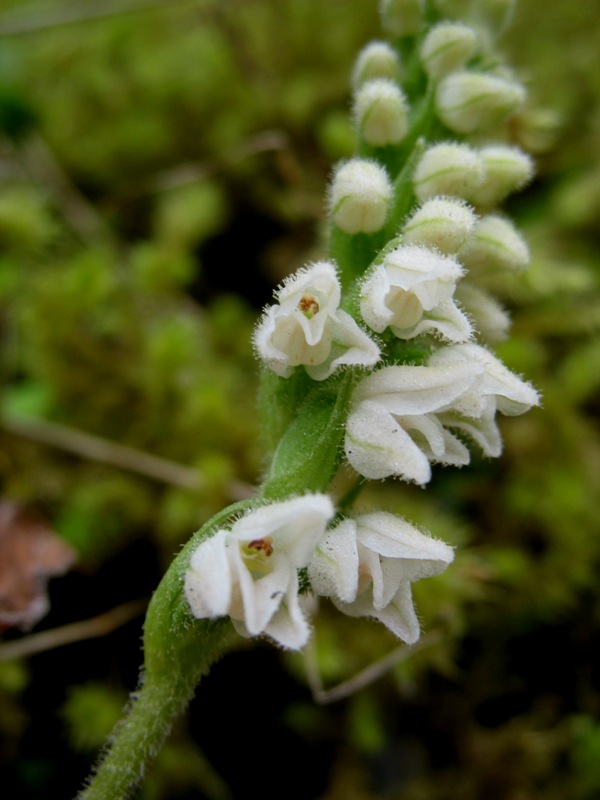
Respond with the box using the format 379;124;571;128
261;371;354;499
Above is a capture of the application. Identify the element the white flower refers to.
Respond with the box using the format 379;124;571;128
360;244;472;343
454;283;511;342
353;78;409;147
435;71;525;134
468;145;534;208
420;22;477;80
402;197;477;255
184;494;335;650
344;346;539;483
352;41;402;89
328;159;393;234
412;142;483;203
308;512;454;643
344;361;483;484
253;260;380;380
458;214;530;274
429;343;540;456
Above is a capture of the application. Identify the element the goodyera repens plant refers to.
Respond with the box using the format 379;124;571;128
80;2;541;797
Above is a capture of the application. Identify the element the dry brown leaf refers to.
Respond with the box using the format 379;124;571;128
0;501;76;632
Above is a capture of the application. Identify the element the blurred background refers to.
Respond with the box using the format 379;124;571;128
0;1;599;798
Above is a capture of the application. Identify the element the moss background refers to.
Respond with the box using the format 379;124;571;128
0;1;599;798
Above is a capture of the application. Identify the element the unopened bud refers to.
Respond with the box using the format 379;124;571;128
329;159;393;234
459;214;529;273
380;0;423;37
436;71;525;133
512;107;561;154
354;79;409;147
469;145;534;207
420;22;477;80
413;142;483;202
352;41;402;89
455;283;511;342
402;197;477;254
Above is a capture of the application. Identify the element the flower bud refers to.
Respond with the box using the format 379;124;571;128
413;142;483;202
353;79;409;147
436;71;525;133
468;145;534;207
459;214;529;273
402;197;477;254
420;22;477;80
512;107;561;154
380;0;423;37
454;283;511;342
352;41;402;89
328;159;393;234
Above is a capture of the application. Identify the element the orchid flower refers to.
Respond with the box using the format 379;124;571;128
184;494;335;649
308;512;454;643
253;260;380;380
344;360;483;484
360;244;472;342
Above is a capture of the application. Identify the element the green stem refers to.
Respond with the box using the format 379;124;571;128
77;500;253;800
78;619;234;800
329;226;388;290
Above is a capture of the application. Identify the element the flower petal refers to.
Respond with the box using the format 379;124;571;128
184;530;231;618
430;344;540;416
263;578;312;649
353;362;483;416
360;245;465;337
345;399;433;484
229;543;291;635
372;583;421;644
391;299;473;343
306;310;380;381
356;512;455;579
322;513;454;643
231;494;335;567
308;519;359;603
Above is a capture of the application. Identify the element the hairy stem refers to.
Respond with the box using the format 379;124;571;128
77;501;253;799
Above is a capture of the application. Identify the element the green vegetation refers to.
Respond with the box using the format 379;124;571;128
0;1;599;798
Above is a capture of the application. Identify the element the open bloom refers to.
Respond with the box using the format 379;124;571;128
344;345;539;484
184;494;335;649
253;260;380;380
360;244;472;342
344;360;483;484
308;512;454;643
